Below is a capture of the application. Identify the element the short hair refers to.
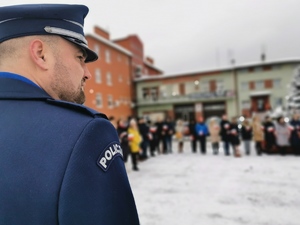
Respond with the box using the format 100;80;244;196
0;35;59;63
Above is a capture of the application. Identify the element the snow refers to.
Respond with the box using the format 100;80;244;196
127;141;300;225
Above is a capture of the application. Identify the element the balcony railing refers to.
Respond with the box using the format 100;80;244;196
137;90;236;106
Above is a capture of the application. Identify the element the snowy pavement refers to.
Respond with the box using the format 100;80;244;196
127;141;300;225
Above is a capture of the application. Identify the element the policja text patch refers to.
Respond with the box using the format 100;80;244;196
97;142;123;172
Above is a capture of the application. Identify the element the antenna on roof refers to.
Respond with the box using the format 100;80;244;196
215;47;220;68
227;49;235;66
261;44;267;62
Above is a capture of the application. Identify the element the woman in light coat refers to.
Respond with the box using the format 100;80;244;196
275;116;291;155
208;118;221;155
175;119;185;153
252;115;264;155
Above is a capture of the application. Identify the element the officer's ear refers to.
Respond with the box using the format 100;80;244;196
29;39;50;70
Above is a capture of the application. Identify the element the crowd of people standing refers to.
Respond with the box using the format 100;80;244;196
109;113;300;171
109;116;176;171
187;113;300;157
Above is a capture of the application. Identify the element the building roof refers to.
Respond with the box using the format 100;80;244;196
86;33;132;56
144;61;163;73
135;57;300;81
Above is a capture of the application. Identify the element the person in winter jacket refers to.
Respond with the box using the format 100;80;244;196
195;116;209;154
117;118;130;163
289;113;300;155
175;119;186;153
229;117;241;157
208;118;221;155
128;118;142;171
263;116;276;153
241;118;253;155
252;115;264;155
148;120;159;156
220;114;231;155
155;117;164;154
138;117;150;160
274;116;291;155
163;116;175;154
188;118;197;153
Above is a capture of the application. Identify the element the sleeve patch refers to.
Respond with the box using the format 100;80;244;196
97;142;123;172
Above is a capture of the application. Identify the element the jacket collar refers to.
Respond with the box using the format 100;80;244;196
0;77;52;100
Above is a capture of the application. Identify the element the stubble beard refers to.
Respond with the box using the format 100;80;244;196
51;61;86;105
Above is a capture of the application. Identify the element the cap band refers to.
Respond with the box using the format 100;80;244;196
44;26;87;45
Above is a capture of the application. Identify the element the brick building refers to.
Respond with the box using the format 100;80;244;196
84;27;162;120
84;26;299;123
135;59;300;122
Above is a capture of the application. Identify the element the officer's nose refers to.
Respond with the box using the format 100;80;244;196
83;64;92;80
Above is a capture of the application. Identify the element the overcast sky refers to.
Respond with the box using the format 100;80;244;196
2;0;300;74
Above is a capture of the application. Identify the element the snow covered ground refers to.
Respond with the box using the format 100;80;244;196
127;141;300;225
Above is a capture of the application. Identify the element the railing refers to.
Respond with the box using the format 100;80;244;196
136;90;236;106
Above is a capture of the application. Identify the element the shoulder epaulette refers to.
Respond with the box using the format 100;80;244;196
46;99;108;120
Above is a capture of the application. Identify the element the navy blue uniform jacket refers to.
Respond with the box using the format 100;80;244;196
0;77;140;225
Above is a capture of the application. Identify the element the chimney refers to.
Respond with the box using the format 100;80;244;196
94;26;110;40
146;56;154;65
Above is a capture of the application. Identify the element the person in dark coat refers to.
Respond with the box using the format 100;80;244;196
163;116;175;153
263;115;276;153
138;116;150;160
155;117;164;154
241;118;253;155
0;4;139;225
117;118;130;163
220;114;232;155
148;120;159;156
289;113;300;155
188;118;198;153
229;117;241;157
195;116;209;154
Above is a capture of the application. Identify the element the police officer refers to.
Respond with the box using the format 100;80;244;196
0;4;139;225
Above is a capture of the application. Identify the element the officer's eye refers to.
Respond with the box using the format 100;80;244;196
77;55;85;62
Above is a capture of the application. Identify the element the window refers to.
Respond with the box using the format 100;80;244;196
106;72;112;86
96;93;102;108
238;69;248;74
216;80;224;92
172;84;179;96
95;69;101;83
273;65;281;70
160;85;167;98
150;87;159;100
94;44;100;57
201;81;209;92
241;82;248;91
107;95;114;108
254;67;262;72
257;99;264;111
105;49;111;63
242;100;250;109
255;80;264;90
273;79;281;88
142;88;149;99
194;80;200;91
